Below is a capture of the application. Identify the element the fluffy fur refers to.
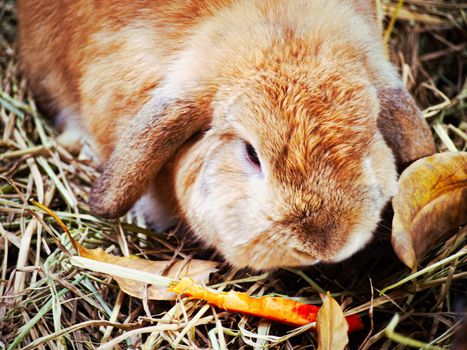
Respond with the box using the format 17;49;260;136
18;0;435;269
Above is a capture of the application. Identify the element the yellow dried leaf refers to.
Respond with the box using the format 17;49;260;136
80;248;217;300
392;152;467;269
317;293;349;350
31;201;218;300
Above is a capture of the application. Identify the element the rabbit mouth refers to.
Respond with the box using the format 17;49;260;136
290;247;320;265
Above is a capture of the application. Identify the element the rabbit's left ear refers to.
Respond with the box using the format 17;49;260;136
89;92;212;219
377;86;436;168
356;0;435;167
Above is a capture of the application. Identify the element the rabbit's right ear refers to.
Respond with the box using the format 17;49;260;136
89;91;212;219
376;86;436;168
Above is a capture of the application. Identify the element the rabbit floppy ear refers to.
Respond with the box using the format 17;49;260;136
377;86;436;168
89;93;211;218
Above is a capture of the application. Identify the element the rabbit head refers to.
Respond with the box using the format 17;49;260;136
89;0;434;269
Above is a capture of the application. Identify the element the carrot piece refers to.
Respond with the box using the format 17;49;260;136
169;278;363;332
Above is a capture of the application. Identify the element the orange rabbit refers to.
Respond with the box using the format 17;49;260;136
18;0;435;269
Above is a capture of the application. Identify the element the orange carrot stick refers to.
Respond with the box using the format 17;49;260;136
169;278;363;333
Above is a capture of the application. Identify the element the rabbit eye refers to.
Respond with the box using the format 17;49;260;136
245;142;261;168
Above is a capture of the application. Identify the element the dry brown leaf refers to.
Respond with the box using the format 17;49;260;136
317;293;349;350
80;248;218;299
392;152;467;269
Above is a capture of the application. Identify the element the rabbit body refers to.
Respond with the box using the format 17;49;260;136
18;0;435;269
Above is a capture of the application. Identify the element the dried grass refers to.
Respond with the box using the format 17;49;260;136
1;0;466;349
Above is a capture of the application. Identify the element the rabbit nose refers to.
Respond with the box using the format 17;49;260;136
300;217;333;246
291;214;349;255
